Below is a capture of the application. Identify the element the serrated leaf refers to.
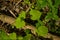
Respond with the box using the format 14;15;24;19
36;26;48;37
19;11;26;19
15;11;26;28
9;32;16;39
15;18;25;28
30;9;41;20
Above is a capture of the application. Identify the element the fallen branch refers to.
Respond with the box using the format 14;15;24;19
0;14;60;40
0;14;15;24
46;33;60;40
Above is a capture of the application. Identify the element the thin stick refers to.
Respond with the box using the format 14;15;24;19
8;9;16;18
15;0;22;6
26;4;32;13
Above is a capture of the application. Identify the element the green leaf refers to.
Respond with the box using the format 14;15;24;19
0;30;17;40
51;28;56;32
36;0;47;8
36;20;44;28
25;29;31;34
23;34;32;40
30;9;41;20
19;11;26;19
45;12;52;22
53;15;59;20
9;32;16;40
54;0;60;8
15;18;25;28
0;30;9;40
52;7;57;14
17;36;23;40
24;0;30;4
15;11;26;28
47;0;52;7
36;26;48;37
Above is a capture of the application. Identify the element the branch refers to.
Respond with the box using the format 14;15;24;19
0;14;15;24
0;14;60;40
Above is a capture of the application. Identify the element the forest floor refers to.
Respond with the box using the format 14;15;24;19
0;0;60;40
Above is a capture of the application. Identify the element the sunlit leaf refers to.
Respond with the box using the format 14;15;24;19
19;11;26;19
30;9;41;20
15;18;25;28
36;26;48;37
9;32;16;40
15;11;26;28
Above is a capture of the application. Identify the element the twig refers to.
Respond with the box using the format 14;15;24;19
13;0;22;9
23;25;36;35
8;9;16;18
46;33;60;40
26;4;32;13
15;0;22;6
1;6;6;10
